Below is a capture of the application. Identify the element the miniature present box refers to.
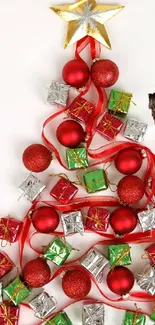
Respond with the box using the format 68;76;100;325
45;311;72;325
82;303;104;325
3;277;31;305
96;112;123;141
61;211;84;236
108;244;131;268
145;243;155;266
124;118;147;143
83;170;108;194
67;97;94;124
150;311;155;322
19;174;46;202
86;207;110;232
136;264;155;295
138;208;155;232
0;304;20;325
108;90;132;116
47;81;70;106
43;237;72;266
29;292;56;319
50;177;78;204
0;218;23;243
123;311;146;325
0;253;14;279
66;148;88;170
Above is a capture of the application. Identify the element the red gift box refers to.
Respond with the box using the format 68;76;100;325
96;112;123;141
50;177;78;204
145;243;155;266
86;207;110;232
0;304;20;325
67;97;94;124
0;253;14;279
0;218;23;243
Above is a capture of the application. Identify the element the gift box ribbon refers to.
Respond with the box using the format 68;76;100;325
0;304;18;325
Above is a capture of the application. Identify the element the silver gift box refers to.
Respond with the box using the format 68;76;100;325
138;208;155;232
124;118;147;143
137;264;155;295
80;248;108;282
82;303;104;325
47;81;70;106
29;292;56;319
19;174;46;201
61;211;84;236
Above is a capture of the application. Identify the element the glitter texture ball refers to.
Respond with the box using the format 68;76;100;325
117;175;145;204
22;144;52;172
23;258;51;288
91;59;119;88
62;269;91;299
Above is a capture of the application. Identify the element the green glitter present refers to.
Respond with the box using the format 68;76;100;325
108;90;132;116
3;277;30;305
150;311;155;321
45;312;72;325
124;311;146;325
43;237;72;266
109;244;131;268
83;169;108;193
66;148;88;170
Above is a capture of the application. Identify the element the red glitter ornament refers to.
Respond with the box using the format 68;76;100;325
115;148;143;175
62;269;91;299
23;258;51;288
91;59;119;88
117;175;145;204
32;206;59;233
110;207;137;236
22;144;52;172
107;266;134;296
62;59;90;88
56;120;85;148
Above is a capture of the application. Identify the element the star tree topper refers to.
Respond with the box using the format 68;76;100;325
50;0;124;49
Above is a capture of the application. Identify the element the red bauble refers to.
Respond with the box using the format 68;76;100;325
62;59;90;88
115;148;143;175
23;258;51;288
62;269;91;299
107;266;134;296
56;120;85;148
117;175;145;204
91;59;119;88
32;206;59;233
110;207;137;236
22;144;52;172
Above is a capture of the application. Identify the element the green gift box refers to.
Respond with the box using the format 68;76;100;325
45;312;72;325
83;169;108;193
109;244;131;268
43;237;72;266
3;277;30;305
124;311;146;325
66;148;88;170
108;90;132;116
150;311;155;321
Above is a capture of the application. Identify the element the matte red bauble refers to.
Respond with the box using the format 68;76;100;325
56;120;85;148
110;207;137;236
115;148;143;175
91;59;119;88
32;206;59;233
107;266;134;296
62;59;90;88
62;269;91;299
23;258;51;288
117;175;145;204
22;144;52;172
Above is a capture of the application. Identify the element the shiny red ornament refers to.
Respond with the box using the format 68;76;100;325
107;266;134;296
62;269;91;299
32;206;59;233
22;144;52;172
110;207;137;236
62;59;90;88
91;59;119;88
23;258;51;288
115;148;143;175
56;120;85;148
117;175;145;204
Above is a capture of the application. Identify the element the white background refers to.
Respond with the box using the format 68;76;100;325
0;0;155;324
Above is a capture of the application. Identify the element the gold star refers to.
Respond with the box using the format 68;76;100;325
50;0;124;49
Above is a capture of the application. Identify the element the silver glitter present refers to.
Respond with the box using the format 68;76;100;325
19;174;46;201
80;248;108;282
137;264;155;295
29;292;56;319
82;303;104;325
124;118;147;143
47;81;70;106
61;211;84;236
138;208;155;232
